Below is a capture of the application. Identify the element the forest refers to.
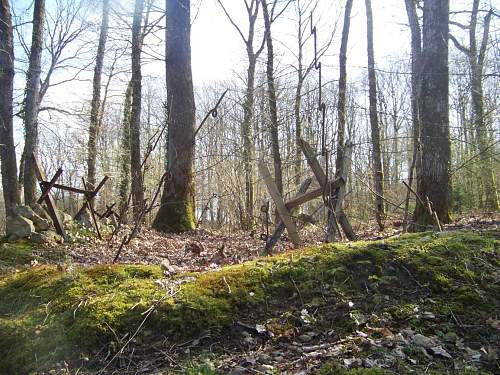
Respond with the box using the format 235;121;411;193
0;0;498;373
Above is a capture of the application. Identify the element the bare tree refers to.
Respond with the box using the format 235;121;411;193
217;0;266;229
0;0;20;218
153;0;196;233
449;1;498;210
22;0;45;205
403;0;422;230
87;0;110;190
327;0;355;242
262;0;283;204
129;0;145;221
118;81;133;220
415;0;451;225
365;0;384;230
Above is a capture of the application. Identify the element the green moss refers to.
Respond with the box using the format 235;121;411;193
0;240;34;270
0;239;67;273
153;195;196;233
0;230;498;373
315;363;390;374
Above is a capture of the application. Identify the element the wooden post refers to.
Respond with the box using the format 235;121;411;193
264;178;312;253
259;161;302;247
299;138;327;186
329;142;357;241
299;138;356;241
32;153;67;240
82;178;102;239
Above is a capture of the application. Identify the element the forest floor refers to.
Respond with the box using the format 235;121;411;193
0;215;498;374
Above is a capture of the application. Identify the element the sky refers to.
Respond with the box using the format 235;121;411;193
190;0;411;85
9;0;495;149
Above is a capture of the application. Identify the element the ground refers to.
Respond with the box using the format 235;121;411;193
0;218;498;374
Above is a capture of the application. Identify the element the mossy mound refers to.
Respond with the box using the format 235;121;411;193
0;230;498;373
0;237;67;272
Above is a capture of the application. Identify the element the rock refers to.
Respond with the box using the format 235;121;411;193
31;203;51;220
257;353;272;364
6;215;35;239
242;336;257;348
33;216;50;231
14;205;36;220
14;206;50;232
31;231;63;245
412;333;435;349
75;210;92;228
256;364;274;373
422;311;436;320
229;366;247;375
160;259;179;276
429;345;452;359
298;334;313;343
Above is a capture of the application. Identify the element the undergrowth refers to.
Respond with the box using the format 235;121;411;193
0;229;498;373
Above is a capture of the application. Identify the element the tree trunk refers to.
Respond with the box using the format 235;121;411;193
262;0;283;219
415;0;451;225
335;0;354;178
243;57;257;229
365;0;384;230
22;0;45;205
86;0;110;190
294;0;305;187
0;0;20;218
327;0;354;242
153;0;196;233
403;0;422;230
118;81;132;220
467;3;498;210
129;0;145;222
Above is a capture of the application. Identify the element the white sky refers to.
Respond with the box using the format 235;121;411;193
190;0;411;85
10;0;496;146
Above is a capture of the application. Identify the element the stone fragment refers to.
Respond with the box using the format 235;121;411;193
31;203;51;220
31;231;63;244
33;216;50;231
298;334;312;343
256;364;274;373
6;215;35;239
430;345;452;359
412;333;435;349
229;366;247;375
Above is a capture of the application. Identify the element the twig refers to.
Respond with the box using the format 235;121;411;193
290;276;304;306
222;276;232;294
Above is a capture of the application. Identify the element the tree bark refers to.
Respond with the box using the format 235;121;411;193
86;0;110;190
153;0;196;233
403;0;422;230
118;81;132;220
327;0;354;242
129;0;145;222
415;0;451;225
262;0;283;216
365;0;384;230
335;0;354;178
22;0;45;205
0;0;20;218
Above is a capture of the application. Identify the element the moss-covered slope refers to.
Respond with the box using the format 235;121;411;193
0;230;498;373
